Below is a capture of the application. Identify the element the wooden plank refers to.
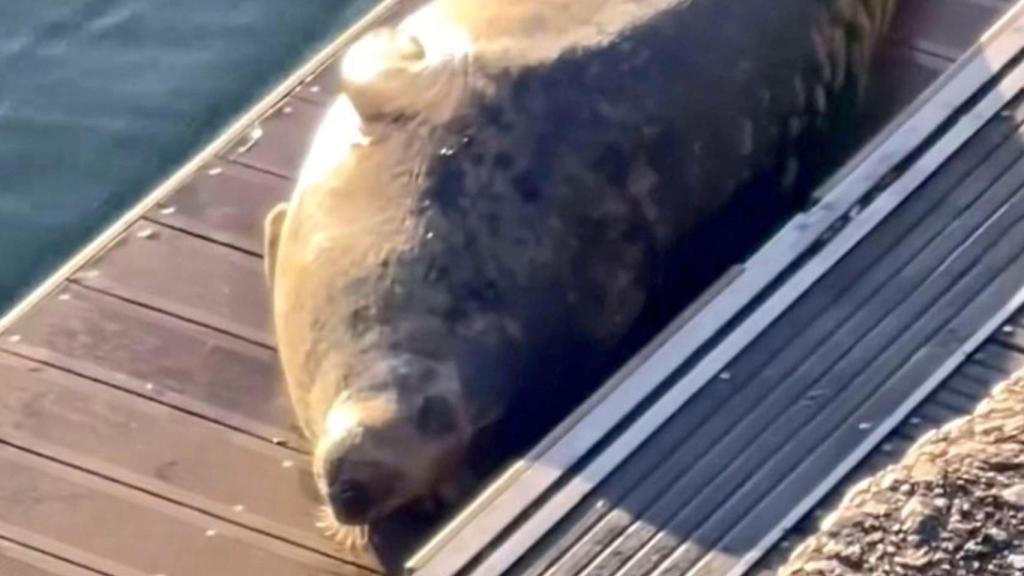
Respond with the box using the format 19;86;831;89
226;98;326;180
71;221;271;347
521;89;1024;576
148;160;291;256
0;352;380;568
0;537;101;576
892;0;1008;60
0;285;303;448
0;444;370;576
294;59;341;107
693;237;1024;576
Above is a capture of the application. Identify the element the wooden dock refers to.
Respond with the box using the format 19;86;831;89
0;1;1016;575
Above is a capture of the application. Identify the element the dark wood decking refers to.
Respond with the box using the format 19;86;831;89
0;1;1011;575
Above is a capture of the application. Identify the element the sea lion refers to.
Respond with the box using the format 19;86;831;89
264;0;898;546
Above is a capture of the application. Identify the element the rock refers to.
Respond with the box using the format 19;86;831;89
986;527;1009;543
999;484;1024;506
821;509;863;532
799;559;859;575
894;547;932;568
900;496;943;541
908;457;943;483
860;499;890;517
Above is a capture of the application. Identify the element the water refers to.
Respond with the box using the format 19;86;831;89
0;0;380;312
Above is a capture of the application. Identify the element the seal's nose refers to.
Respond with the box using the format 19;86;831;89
330;478;373;523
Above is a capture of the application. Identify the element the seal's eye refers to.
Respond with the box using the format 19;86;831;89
416;394;458;437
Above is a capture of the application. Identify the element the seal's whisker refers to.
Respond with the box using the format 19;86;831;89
332;524;370;550
316;506;342;539
317;511;372;551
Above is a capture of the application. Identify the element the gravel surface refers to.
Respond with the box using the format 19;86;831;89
780;370;1024;576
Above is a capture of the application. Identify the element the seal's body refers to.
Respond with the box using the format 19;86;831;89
264;0;897;537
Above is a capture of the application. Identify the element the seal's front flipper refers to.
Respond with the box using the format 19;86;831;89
264;203;288;292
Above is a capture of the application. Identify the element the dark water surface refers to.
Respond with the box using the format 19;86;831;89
0;0;378;311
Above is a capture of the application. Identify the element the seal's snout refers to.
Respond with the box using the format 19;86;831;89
328;475;374;524
322;452;398;525
314;354;473;530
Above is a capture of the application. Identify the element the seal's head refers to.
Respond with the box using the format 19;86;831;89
261;20;482;547
264;0;639;548
312;353;474;530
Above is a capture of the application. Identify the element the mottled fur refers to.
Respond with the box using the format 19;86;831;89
264;0;898;545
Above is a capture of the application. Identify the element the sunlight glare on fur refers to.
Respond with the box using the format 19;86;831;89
325;403;361;442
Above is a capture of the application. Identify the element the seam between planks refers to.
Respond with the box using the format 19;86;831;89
0;346;307;456
0;443;376;575
0;524;139;576
0;533;112;576
0;437;372;570
140;214;265;259
66;275;275;353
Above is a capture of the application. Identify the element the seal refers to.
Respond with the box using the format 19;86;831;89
263;0;898;546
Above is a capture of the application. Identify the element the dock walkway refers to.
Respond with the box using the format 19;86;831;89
0;1;1013;575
